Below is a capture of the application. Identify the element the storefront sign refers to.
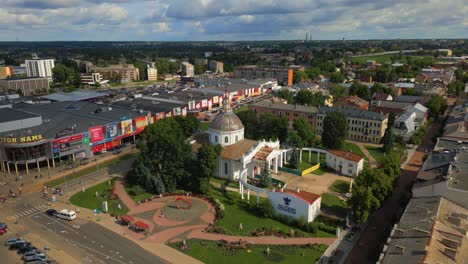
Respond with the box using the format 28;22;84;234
106;123;119;138
89;126;104;143
134;116;147;131
0;134;44;144
121;119;133;135
55;128;76;138
52;134;84;157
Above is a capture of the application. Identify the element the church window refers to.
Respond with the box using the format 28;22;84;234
215;135;218;142
224;163;228;175
225;136;228;143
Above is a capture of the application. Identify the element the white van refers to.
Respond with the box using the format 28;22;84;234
56;209;76;221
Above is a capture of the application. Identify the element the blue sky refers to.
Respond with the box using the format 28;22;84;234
0;0;466;41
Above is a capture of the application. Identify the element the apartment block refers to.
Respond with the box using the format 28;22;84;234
88;64;139;82
25;59;55;80
0;77;50;96
249;99;318;129
209;60;224;73
181;62;194;77
234;65;294;86
316;107;388;143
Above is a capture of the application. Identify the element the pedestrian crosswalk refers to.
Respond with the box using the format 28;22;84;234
14;204;49;219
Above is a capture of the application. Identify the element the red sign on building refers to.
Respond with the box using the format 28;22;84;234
89;126;104;143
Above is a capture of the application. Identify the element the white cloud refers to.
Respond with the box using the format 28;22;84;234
152;22;170;32
239;15;255;24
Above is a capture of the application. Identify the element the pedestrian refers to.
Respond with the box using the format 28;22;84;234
34;175;37;182
18;186;22;196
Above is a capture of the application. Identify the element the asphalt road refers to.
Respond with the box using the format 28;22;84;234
28;213;166;264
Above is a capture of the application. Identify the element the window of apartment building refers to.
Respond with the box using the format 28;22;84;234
225;163;228;175
294;113;298;117
348;169;353;175
278;111;282;116
348;163;353;167
308;115;313;119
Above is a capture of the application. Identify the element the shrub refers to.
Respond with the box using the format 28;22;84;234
258;199;275;218
128;185;146;196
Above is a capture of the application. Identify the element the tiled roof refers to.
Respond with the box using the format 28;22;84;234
282;189;321;205
219;139;258;160
328;149;364;162
254;146;274;161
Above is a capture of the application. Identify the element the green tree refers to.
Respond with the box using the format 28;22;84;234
348;185;379;223
259;162;271;187
322;111;348;149
275;89;294;104
175;115;201;138
133;61;147;80
52;64;74;87
195;144;220;194
329;72;345;83
135;118;192;192
330;84;346;103
427;94;447;118
388;112;396;128
382;128;394;153
350;82;371;100
305;67;321;80
370;83;392;95
293;70;308;83
274;116;289;144
236;110;258;139
295;90;328;107
293;117;316;147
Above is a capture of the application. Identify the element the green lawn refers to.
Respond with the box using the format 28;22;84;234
301;151;326;165
69;178;129;216
365;147;385;164
321;193;348;218
170;239;327;264
124;185;154;202
48;154;135;187
311;167;327;175
210;188;334;237
328;180;350;194
210;177;240;189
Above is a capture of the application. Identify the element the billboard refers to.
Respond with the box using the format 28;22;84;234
52;134;84;157
89;126;104;143
135;116;147;131
173;107;181;116
106;123;119;138
121;119;133;135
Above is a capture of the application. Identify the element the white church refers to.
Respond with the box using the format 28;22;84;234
192;96;322;223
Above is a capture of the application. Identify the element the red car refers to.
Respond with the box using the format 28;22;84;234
0;228;7;235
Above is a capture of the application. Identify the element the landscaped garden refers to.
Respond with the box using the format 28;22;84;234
320;193;348;218
340;142;367;160
70;178;128;216
328;180;350;194
170;239;328;264
208;187;337;238
365;146;385;164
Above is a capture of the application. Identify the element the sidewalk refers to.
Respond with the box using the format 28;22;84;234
22;148;136;193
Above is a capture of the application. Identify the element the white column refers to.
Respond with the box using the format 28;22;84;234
239;181;242;194
247;189;250;201
279;153;283;167
274;157;278;173
241;183;244;199
299;149;302;162
267;159;271;171
308;150;312;163
256;193;260;206
317;152;320;164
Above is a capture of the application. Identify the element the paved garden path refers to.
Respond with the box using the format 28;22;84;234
114;180;337;246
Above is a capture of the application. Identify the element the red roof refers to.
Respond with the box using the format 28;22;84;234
120;215;134;223
328;149;363;162
133;221;149;229
282;189;321;205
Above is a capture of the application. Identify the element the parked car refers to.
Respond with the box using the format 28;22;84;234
5;237;24;246
0;222;7;229
23;250;44;260
18;245;37;254
45;209;57;217
9;241;30;250
24;254;47;262
0;228;7;235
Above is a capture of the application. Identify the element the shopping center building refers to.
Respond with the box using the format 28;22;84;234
0;101;147;176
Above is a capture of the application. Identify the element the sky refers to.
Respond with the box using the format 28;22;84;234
0;0;467;41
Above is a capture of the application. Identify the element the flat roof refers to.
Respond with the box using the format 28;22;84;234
251;100;319;114
0;101;140;139
112;97;185;114
41;90;108;102
0;108;40;123
318;106;386;121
